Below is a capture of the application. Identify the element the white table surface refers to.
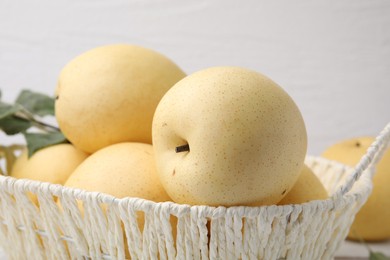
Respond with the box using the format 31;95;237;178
336;240;390;259
0;240;388;259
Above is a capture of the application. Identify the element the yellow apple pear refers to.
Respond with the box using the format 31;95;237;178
277;165;328;205
63;142;174;258
55;44;186;153
63;142;175;258
322;137;390;241
64;142;171;209
11;144;88;185
152;66;307;207
10;144;89;204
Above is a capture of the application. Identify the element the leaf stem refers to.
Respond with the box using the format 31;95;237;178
14;109;60;132
0;99;60;133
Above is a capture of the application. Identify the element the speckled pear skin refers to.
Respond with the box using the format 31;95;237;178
55;44;186;154
276;165;328;206
152;66;307;207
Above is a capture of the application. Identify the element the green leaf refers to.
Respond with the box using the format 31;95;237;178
24;132;69;157
0;115;31;135
16;90;55;116
0;102;22;120
370;252;390;260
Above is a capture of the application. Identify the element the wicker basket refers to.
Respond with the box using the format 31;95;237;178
0;123;389;260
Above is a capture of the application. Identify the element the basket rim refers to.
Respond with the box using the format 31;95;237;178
0;155;372;215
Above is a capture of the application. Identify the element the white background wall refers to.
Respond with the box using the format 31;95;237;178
0;0;389;155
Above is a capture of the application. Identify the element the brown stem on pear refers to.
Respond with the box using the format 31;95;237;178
175;144;190;153
355;141;361;148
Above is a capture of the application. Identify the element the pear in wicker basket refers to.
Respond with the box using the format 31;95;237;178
152;66;307;207
277;164;328;205
246;164;328;206
63;142;173;226
10;144;88;204
55;44;186;154
61;142;176;258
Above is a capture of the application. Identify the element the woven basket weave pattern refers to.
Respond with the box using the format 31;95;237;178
0;123;389;260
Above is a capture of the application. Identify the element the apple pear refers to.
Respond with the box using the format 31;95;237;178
10;144;89;204
277;164;328;205
152;66;307;206
322;137;390;241
55;44;186;153
63;142;174;258
64;142;171;203
250;164;328;206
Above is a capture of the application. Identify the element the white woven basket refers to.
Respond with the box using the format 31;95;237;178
0;123;389;260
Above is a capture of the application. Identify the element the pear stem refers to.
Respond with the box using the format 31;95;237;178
176;144;190;153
